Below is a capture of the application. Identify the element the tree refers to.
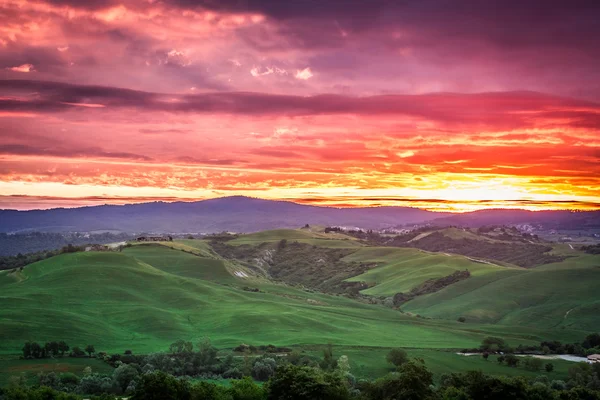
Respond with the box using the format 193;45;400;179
523;357;543;371
195;338;218;367
113;364;139;393
169;340;193;354
386;348;409;368
266;364;349;400
583;333;600;349
78;373;117;395
71;346;85;357
58;341;69;356
45;341;60;357
277;239;287;250
497;355;505;364
505;354;520;367
252;357;277;381
480;337;508;353
362;360;434;400
85;345;96;358
545;363;554;372
320;343;338;371
337;355;351;375
22;342;32;359
482;353;489;361
228;376;266;400
132;371;191;400
30;342;43;359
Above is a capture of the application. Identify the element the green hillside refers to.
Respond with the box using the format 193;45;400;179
122;245;235;283
0;248;546;356
343;247;510;296
227;228;362;248
403;253;600;330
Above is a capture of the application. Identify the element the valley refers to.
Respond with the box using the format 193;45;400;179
1;225;598;390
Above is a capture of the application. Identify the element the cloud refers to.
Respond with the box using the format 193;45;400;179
0;143;152;161
3;80;599;125
295;67;313;80
5;64;35;72
250;65;287;77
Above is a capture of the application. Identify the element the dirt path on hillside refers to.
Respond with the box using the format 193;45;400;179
564;307;574;319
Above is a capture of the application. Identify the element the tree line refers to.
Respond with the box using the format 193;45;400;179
5;335;600;400
22;341;95;359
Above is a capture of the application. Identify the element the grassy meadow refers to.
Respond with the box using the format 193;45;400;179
0;228;598;385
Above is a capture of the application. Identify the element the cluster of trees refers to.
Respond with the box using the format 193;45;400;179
233;343;292;354
22;342;95;359
582;244;600;255
471;333;600;358
0;232;134;257
3;359;600;400
1;244;105;272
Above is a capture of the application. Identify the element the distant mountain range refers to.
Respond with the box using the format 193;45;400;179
1;196;599;233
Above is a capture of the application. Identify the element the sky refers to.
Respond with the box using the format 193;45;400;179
0;0;599;212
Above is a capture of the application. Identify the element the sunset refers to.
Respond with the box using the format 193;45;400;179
2;2;600;397
1;0;599;211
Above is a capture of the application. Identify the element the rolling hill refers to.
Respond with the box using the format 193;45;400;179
403;253;600;330
3;196;599;235
0;196;441;233
1;235;593;358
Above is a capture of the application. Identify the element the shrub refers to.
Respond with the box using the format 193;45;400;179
60;372;81;386
113;364;139;393
229;376;267;400
132;371;191;400
480;337;508;352
386;348;409;367
504;354;520;367
545;363;554;373
267;364;350;400
523;357;543;371
457;317;466;323
252;357;277;381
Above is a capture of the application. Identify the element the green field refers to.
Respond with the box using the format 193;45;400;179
404;253;600;330
302;347;574;382
344;247;511;296
122;245;235;283
227;229;362;248
1;229;598;386
0;357;113;386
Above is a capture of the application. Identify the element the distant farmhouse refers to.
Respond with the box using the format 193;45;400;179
589;354;600;363
85;244;109;252
136;236;173;242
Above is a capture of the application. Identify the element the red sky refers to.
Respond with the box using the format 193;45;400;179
0;0;599;211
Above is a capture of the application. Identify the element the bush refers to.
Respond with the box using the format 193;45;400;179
78;373;116;395
523;357;543;371
386;348;409;367
480;337;508;352
132;371;191;400
252;357;277;381
113;364;139;393
266;364;350;400
457;317;466;323
229;376;267;400
504;354;520;367
545;363;554;373
60;372;80;386
360;360;434;400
